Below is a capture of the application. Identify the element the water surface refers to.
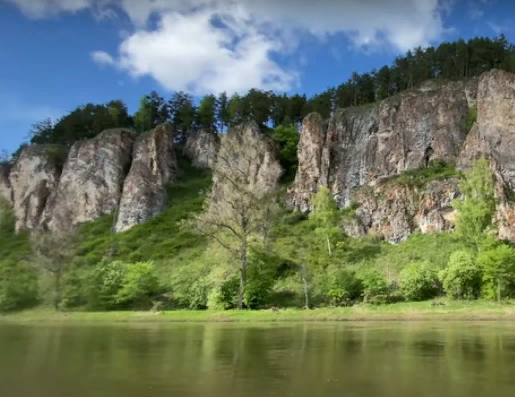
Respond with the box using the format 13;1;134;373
1;322;515;397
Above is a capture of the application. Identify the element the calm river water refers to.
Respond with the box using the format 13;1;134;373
1;322;515;397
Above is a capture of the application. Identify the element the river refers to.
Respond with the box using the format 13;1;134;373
1;322;515;396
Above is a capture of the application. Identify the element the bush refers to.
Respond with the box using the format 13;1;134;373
116;261;160;308
477;244;515;300
88;261;126;310
440;250;482;300
465;106;477;132
360;270;389;304
0;261;39;312
244;248;279;309
326;266;363;306
399;262;440;301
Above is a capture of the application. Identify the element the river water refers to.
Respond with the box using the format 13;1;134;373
1;322;515;397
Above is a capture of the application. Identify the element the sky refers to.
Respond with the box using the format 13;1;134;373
1;0;514;153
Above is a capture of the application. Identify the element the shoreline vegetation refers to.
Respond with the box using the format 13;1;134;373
2;301;515;325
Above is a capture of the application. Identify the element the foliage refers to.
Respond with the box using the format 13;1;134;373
0;260;38;312
272;123;300;179
325;266;363;306
440;250;482;300
452;158;497;251
465;106;477;132
386;159;458;189
244;246;281;309
88;261;126;310
190;126;282;309
360;270;389;305
478;244;515;300
115;261;160;308
399;262;440;301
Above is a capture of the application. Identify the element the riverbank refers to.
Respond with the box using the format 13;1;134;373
2;300;515;325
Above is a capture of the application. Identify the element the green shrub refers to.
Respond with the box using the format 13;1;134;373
465;106;477;132
326;266;363;306
244;248;280;309
88;261;126;310
399;262;440;301
217;276;240;310
116;261;160;308
478;244;515;300
360;270;389;304
0;261;39;312
440;250;482;299
386;159;458;189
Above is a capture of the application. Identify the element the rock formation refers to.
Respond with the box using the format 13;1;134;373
115;124;177;232
9;145;64;232
183;129;219;169
42;129;134;231
0;163;12;205
289;71;515;242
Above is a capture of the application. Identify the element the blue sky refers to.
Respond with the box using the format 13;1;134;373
1;0;514;153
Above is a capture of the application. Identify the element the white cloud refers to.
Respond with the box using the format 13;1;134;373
488;20;512;34
91;50;115;66
5;0;455;94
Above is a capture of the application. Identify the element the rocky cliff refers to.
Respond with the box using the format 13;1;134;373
183;129;219;169
115;124;177;232
289;70;515;242
5;124;177;234
9;145;64;232
42;129;134;231
0;163;12;205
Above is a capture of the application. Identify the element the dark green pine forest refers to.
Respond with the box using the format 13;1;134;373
1;35;515;312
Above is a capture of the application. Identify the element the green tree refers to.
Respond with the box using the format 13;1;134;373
440;250;482;300
30;227;79;310
452;158;497;251
478;244;515;301
399;262;439;301
191;123;282;309
133;96;153;133
309;187;340;256
272;123;300;175
198;94;217;132
216;92;230;133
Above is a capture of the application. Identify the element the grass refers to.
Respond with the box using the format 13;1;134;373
2;300;515;325
75;151;212;266
382;159;460;190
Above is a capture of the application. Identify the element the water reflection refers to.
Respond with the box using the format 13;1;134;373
1;322;515;397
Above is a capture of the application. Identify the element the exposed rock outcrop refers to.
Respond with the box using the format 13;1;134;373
349;179;459;243
9;145;64;232
42;129;134;231
290;79;473;212
183;129;219;169
115;124;177;232
0;163;12;205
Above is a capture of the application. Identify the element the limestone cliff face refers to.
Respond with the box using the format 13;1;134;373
183;129;219;169
9;145;64;232
115;124;177;232
42;129;134;231
347;179;459;243
0;164;12;205
458;69;515;241
290;71;515;242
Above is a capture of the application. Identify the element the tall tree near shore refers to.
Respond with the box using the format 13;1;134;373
191;123;282;309
30;226;79;310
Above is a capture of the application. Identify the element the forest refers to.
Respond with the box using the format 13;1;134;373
1;35;515;313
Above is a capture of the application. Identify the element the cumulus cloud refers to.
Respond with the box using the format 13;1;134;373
5;0;456;94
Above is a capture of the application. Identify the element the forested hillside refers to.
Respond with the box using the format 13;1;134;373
1;35;515;313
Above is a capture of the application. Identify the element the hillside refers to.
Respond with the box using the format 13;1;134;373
2;68;515;312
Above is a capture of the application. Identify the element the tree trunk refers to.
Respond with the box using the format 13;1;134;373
238;245;248;310
300;263;309;309
54;272;61;311
326;234;332;256
497;278;501;303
